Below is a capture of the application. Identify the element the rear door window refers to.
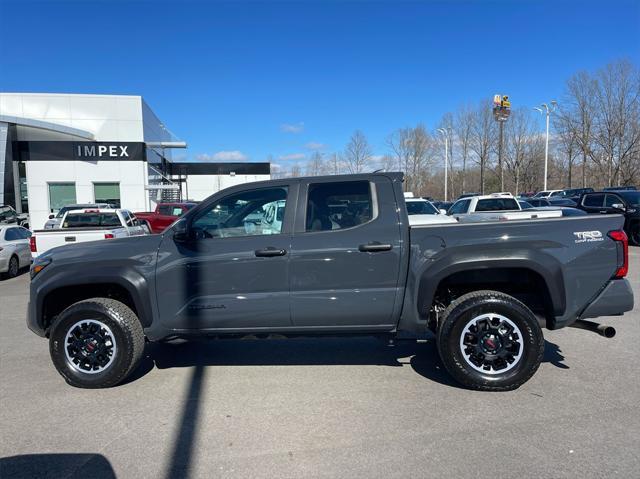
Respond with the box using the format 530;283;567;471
4;228;20;241
158;205;173;215
305;181;374;232
583;194;605;207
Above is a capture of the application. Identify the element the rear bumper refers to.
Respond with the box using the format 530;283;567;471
580;279;634;320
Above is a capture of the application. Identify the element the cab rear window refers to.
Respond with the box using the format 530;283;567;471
63;213;121;228
475;198;519;211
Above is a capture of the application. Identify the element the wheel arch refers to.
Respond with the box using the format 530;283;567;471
37;269;153;334
401;255;566;332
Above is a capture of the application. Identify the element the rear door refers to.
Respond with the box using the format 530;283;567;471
581;193;605;213
288;177;403;328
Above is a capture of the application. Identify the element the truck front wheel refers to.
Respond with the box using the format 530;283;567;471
49;298;145;388
436;290;544;391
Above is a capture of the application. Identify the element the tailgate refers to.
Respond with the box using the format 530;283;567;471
32;229;113;256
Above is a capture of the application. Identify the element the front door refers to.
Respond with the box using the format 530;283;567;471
289;177;403;329
155;184;295;332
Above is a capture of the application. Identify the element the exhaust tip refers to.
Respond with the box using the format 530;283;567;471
598;325;616;339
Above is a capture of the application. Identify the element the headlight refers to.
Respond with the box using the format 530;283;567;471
30;257;52;279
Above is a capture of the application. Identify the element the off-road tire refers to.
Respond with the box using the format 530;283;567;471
49;298;145;388
437;290;544;392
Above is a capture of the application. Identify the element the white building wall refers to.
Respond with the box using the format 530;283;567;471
26;160;147;230
0;93;144;141
184;174;271;201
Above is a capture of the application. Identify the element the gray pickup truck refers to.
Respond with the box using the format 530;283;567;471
27;173;634;391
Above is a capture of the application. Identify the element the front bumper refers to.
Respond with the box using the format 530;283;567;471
580;279;634;320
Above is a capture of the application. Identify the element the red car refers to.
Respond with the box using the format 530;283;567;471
134;202;198;234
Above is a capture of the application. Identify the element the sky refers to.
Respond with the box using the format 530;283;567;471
0;0;639;169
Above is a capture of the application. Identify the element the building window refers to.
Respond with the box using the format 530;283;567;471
48;183;77;213
94;183;121;208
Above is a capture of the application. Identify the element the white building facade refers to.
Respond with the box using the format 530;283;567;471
0;93;270;229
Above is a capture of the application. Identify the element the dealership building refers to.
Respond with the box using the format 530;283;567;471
0;93;270;229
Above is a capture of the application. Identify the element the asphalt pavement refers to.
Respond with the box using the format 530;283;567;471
1;250;639;478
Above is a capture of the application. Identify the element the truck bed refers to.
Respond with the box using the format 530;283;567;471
404;214;627;331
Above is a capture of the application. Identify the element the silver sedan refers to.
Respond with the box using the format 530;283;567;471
0;225;32;279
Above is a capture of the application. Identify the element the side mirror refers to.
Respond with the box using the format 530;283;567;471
49;214;55;219
439;209;447;215
172;220;190;242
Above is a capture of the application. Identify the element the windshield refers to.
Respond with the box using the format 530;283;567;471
619;192;640;205
533;191;550;197
406;200;439;215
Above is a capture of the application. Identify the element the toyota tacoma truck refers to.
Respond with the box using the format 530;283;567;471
27;173;634;391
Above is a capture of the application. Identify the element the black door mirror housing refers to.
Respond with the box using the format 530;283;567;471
173;220;190;242
48;214;55;220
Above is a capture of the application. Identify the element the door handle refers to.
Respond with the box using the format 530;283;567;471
358;242;393;252
255;247;287;257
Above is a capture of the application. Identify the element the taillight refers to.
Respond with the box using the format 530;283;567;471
30;236;37;252
104;233;115;239
608;230;628;278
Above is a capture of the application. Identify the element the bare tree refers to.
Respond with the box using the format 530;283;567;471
470;100;497;194
344;130;372;174
306;151;328;176
591;60;640;186
560;70;598;187
387;124;433;193
554;112;580;187
454;105;474;194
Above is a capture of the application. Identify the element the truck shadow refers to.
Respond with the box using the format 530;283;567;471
0;453;116;479
126;337;569;388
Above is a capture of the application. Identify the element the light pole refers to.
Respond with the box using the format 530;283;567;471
437;128;448;201
534;100;557;191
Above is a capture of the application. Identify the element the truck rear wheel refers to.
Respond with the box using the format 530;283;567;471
436;290;544;391
49;298;145;388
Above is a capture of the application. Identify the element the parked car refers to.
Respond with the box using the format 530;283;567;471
43;203;113;229
520;200;584;217
30;208;148;257
134;202;198;234
531;207;587;217
603;186;636;191
457;192;481;199
0;205;30;228
560;187;594;201
405;197;457;226
578;191;640;245
432;201;453;212
28;173;634;391
532;190;565;198
0;225;32;278
526;198;550;208
447;193;562;222
547;198;578;207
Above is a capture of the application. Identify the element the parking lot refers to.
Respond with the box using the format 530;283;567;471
0;250;637;479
